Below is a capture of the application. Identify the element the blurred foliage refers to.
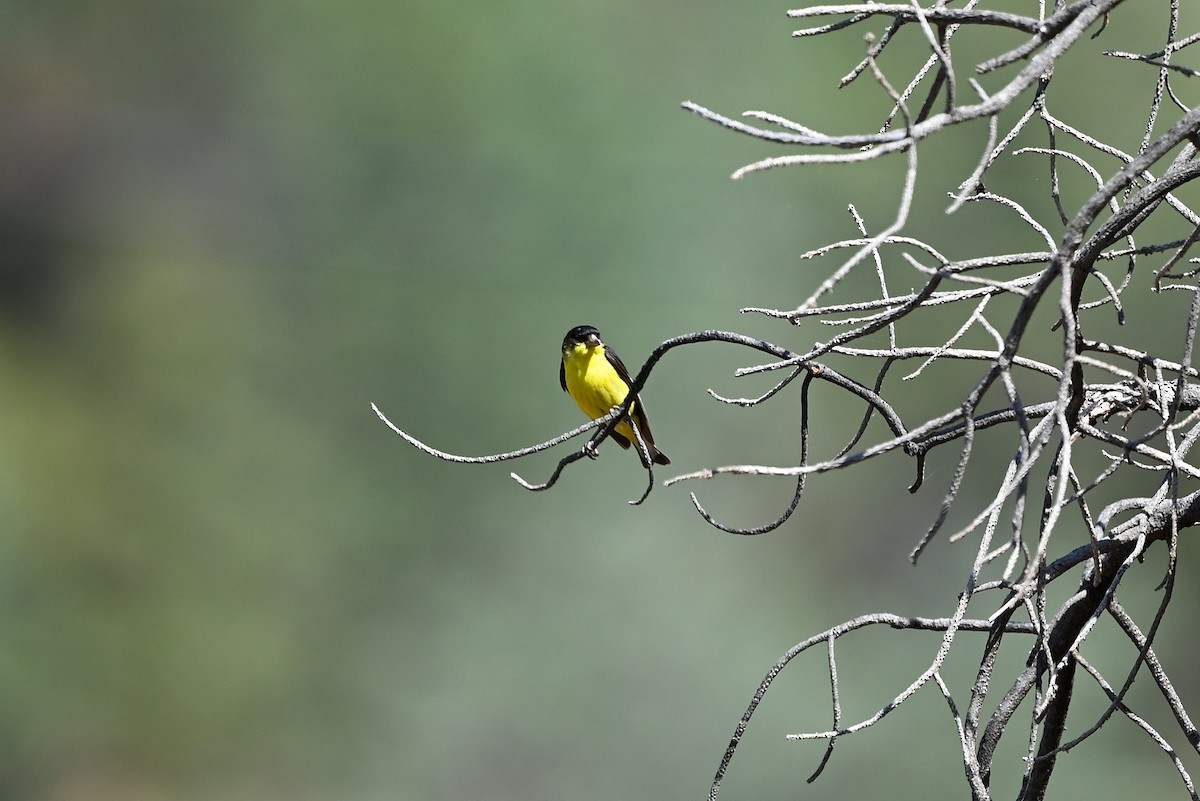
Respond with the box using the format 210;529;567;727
1;2;1196;800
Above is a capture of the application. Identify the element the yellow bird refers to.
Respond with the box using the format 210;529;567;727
560;325;670;467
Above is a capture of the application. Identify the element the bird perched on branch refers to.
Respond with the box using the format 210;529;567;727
560;325;670;468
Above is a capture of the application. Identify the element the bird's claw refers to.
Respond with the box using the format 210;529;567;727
583;441;600;460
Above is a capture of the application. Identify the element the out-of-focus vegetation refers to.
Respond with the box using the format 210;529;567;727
1;2;1195;800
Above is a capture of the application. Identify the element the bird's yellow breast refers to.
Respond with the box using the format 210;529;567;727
562;343;631;421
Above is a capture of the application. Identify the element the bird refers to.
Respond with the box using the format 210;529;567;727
560;325;670;468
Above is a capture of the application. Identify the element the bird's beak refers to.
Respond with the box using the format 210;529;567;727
585;333;602;348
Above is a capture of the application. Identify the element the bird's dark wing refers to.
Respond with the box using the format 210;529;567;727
559;358;567;392
603;345;637;395
605;343;670;466
605;346;655;439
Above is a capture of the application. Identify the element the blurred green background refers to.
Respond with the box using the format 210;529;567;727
2;2;1198;800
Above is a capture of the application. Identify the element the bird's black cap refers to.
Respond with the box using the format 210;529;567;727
562;325;602;350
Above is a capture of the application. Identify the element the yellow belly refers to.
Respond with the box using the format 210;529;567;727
563;346;639;442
